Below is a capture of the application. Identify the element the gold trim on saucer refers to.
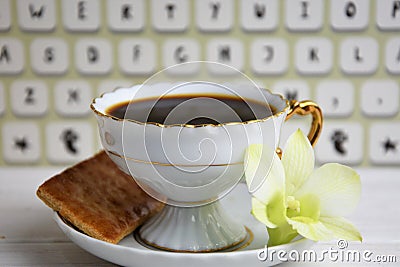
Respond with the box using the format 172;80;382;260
108;150;244;167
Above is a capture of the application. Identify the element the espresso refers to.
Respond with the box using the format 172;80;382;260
106;94;276;126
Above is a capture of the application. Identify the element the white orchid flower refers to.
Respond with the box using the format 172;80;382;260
245;129;362;246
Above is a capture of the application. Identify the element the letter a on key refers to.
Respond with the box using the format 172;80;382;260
0;46;10;63
310;48;319;62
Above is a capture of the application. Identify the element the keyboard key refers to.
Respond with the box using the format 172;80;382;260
98;80;132;96
0;82;5;115
285;0;324;31
17;0;55;32
152;0;189;32
386;38;400;74
241;0;278;32
46;122;94;164
30;38;68;75
369;123;400;165
0;38;24;74
331;0;370;31
361;80;399;117
54;81;92;117
163;39;200;75
340;37;378;75
107;0;144;32
0;0;11;31
2;122;40;163
207;39;243;74
272;80;311;101
316;80;354;117
10;80;48;117
315;122;363;165
251;38;288;75
376;0;400;30
196;0;233;32
75;38;112;75
295;37;333;75
118;39;156;75
62;0;100;32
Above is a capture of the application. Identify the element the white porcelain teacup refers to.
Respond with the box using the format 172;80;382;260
91;81;322;252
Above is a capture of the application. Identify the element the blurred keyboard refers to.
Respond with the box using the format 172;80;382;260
0;0;399;166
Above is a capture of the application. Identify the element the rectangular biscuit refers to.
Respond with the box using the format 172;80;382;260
37;151;164;244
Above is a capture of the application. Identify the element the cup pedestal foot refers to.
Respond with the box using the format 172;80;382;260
137;200;247;252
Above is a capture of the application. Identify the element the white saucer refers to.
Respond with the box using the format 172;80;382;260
54;184;314;267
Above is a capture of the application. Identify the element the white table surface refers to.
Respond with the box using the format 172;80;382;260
0;167;399;266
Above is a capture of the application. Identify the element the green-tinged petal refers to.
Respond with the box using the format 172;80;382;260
287;217;334;241
295;163;361;217
298;194;320;220
282;129;315;195
267;191;286;226
252;197;275;228
267;222;298;246
251;191;286;228
244;144;285;204
320;217;362;241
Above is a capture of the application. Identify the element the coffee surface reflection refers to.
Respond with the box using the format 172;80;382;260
106;94;276;126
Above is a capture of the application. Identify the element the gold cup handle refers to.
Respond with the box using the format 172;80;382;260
276;100;323;158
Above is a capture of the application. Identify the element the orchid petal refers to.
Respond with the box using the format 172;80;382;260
244;144;285;204
295;163;361;217
267;222;298;246
287;217;333;241
320;217;362;241
251;193;286;228
251;197;274;228
282;129;315;195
